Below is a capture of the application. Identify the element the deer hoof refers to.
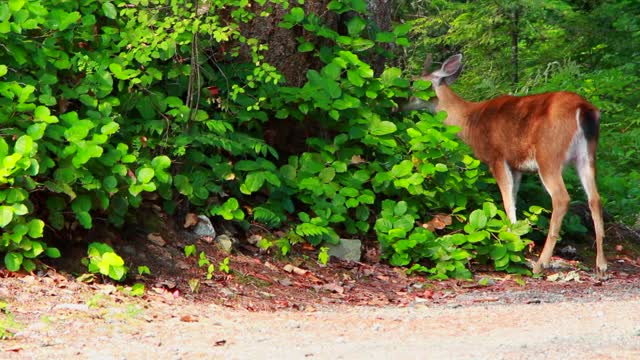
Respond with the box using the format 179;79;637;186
595;259;608;279
532;262;545;275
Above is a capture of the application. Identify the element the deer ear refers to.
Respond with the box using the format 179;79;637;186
431;54;463;86
441;54;463;76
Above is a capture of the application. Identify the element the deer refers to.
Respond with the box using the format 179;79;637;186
403;54;607;275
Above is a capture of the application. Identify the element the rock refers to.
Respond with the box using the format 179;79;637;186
192;215;216;238
215;234;235;254
247;234;262;245
327;239;362;262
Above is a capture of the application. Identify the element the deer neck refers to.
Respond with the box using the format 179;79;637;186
434;84;473;140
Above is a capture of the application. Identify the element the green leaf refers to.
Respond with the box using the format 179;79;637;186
346;16;367;36
174;175;193;196
490;245;508;260
27;219;45;238
241;172;265;194
102;2;117;19
469;210;487;229
394;201;408;216
467;231;487;243
288;7;304;22
137;167;155;183
483;202;498;218
9;0;25;13
375;32;395;42
318;167;335;183
27;123;47;140
0;206;13;228
390;160;413;178
103;176;118;192
393;22;413;36
370;121;397;136
45;247;62;258
298;42;314;52
4;252;22;272
151;155;171;171
14;135;33;155
0;65;7;77
77;211;92;229
101;122;120;135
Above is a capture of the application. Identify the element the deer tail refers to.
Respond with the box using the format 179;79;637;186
579;105;600;143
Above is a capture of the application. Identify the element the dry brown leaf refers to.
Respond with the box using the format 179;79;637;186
350;155;366;164
283;264;308;276
183;213;199;228
147;232;166;246
423;213;452;231
180;314;199;322
264;261;279;271
316;283;345;294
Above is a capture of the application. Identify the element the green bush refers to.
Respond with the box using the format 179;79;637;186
0;0;536;280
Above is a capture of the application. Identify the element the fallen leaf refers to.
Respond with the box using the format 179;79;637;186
301;243;315;251
350;155;366;164
147;233;166;246
283;264;308;276
546;273;560;282
180;314;199;322
314;283;345;294
184;213;199;228
264;262;279;271
422;213;452;231
3;346;22;352
422;289;434;299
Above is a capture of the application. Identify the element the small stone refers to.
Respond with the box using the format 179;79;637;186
220;287;235;297
327;239;362;262
215;234;234;254
247;234;262;245
192;215;216;238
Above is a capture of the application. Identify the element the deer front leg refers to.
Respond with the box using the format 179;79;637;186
491;161;518;224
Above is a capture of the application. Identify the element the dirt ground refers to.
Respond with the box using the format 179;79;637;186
2;220;640;359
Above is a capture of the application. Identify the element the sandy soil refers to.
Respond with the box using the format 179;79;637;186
2;265;640;360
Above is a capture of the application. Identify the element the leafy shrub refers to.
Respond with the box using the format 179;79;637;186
0;0;537;279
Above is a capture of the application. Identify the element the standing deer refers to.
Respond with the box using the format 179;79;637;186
405;54;606;275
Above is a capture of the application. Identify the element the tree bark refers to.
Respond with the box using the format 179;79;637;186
237;1;335;87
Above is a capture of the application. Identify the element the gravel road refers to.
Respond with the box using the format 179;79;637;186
6;294;640;359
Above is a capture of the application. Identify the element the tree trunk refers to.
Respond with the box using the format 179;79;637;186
367;0;394;76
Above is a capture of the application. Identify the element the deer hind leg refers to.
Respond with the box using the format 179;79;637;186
533;166;570;274
576;151;607;275
491;160;519;223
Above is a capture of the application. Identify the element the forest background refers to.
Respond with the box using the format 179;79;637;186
0;0;638;281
